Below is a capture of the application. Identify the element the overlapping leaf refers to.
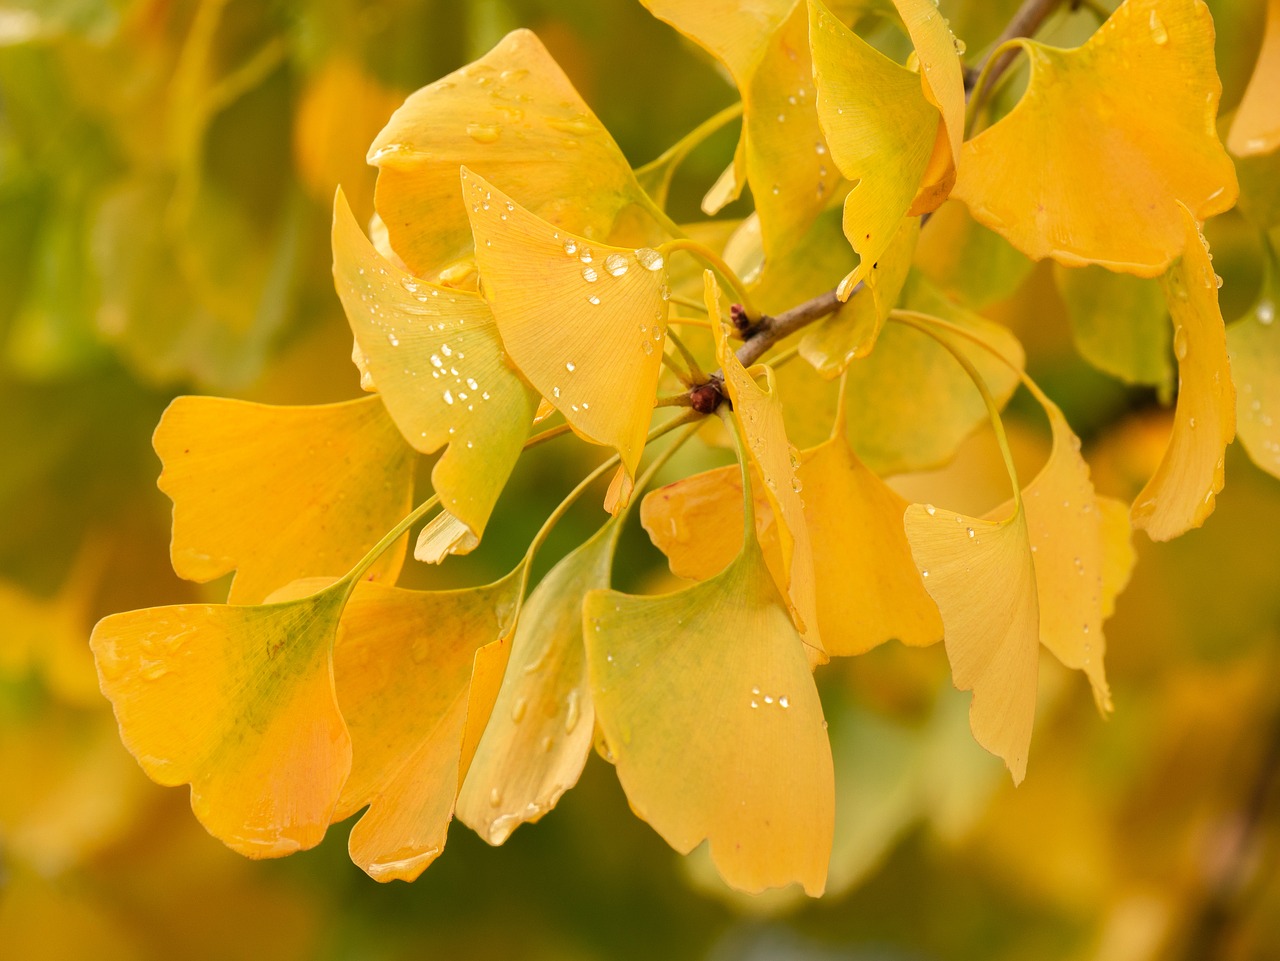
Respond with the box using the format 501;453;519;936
1227;0;1280;157
90;583;353;856
585;507;833;895
809;0;940;297
331;570;523;881
153;394;415;605
709;273;822;654
1132;205;1236;540
368;29;659;279
464;168;669;480
332;190;538;548
456;522;620;844
1228;240;1280;479
1056;265;1173;391
954;0;1238;276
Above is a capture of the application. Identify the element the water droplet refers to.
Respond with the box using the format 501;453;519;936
563;239;578;256
634;248;664;271
925;504;937;516
1149;9;1168;44
1189;416;1197;429
489;787;502;807
1173;326;1189;359
779;696;790;709
511;698;527;723
763;695;774;705
921;569;930;578
466;122;501;143
578;247;594;264
386;332;399;347
565;361;576;372
582;265;598;283
815;142;827;156
1215;273;1224;289
587;295;600;306
443;390;454;405
564;690;581;734
967;527;975;538
1258;302;1275;325
642;341;654;355
750;700;759;709
791;477;803;493
604;253;628;277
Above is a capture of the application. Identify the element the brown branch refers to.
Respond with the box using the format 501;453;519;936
686;0;1066;411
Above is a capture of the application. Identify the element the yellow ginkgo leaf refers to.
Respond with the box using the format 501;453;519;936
709;273;822;655
332;191;538;545
456;521;620;845
809;0;941;297
331;570;523;881
800;217;919;375
90;584;353;856
904;336;1134;780
891;0;965;170
154;394;415;605
642;436;941;656
368;29;658;279
1227;240;1280;479
465;168;668;479
585;525;833;895
954;0;1238;276
1227;0;1280;157
904;503;1039;784
1132;204;1236;539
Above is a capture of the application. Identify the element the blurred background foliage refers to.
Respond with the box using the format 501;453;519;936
1;0;1279;959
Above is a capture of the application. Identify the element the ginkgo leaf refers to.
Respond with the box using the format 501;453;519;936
709;273;822;655
891;0;965;171
368;29;659;279
1227;242;1280;479
809;0;941;297
800;217;919;375
840;274;1025;475
456;521;620;845
331;570;523;881
464;168;668;479
585;529;834;896
642;436;942;656
1055;264;1173;391
1132;204;1236;540
954;0;1238;276
905;358;1133;780
154;395;415;605
1227;0;1280;157
915;201;1035;310
332;190;538;545
90;584;352;856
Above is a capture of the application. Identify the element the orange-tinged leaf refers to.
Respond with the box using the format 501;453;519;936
891;0;965;170
709;273;822;655
585;534;834;896
904;503;1039;783
800;217;919;375
809;0;941;296
90;586;352;856
331;570;523;881
457;521;620;844
642;438;942;656
954;0;1238;276
1227;242;1280;479
465;168;668;478
333;191;538;545
1227;0;1280;157
368;29;657;279
154;394;414;605
1132;205;1236;539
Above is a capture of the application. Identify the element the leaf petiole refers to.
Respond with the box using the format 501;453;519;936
658;238;759;322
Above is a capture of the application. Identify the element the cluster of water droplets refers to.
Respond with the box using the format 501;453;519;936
749;686;791;711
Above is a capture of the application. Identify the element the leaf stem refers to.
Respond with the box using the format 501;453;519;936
665;328;706;381
659;238;759;321
344;494;441;591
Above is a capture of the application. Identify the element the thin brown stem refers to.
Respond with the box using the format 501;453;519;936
682;0;1064;412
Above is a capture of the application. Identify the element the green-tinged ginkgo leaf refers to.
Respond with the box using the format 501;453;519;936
643;428;942;656
809;0;940;297
709;273;823;655
331;570;523;881
1227;0;1280;157
915;201;1035;310
1227;239;1280;479
368;29;659;279
332;190;538;546
841;274;1025;475
585;523;834;896
154;394;415;605
456;521;620;844
801;217;919;375
954;0;1238;276
1055;264;1173;391
464;168;668;480
90;584;353;856
1132;205;1236;539
905;355;1133;780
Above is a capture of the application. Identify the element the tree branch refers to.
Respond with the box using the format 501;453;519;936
687;0;1066;410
